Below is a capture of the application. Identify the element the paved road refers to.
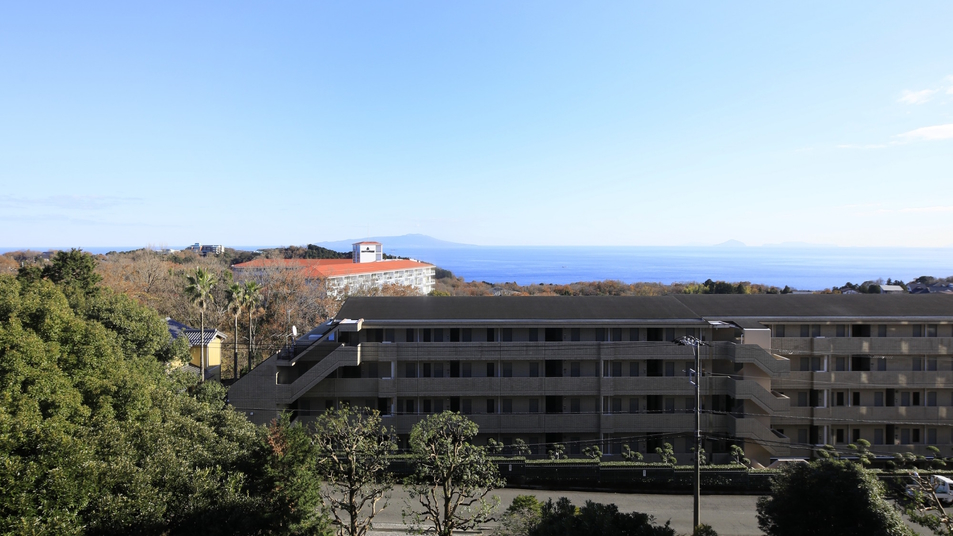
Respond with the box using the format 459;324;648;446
370;486;933;536
370;487;763;536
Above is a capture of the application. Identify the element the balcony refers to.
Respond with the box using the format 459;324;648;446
773;337;953;356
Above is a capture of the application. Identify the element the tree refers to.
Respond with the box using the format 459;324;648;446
491;495;542;536
729;445;750;467
583;445;602;460
242;280;262;370
404;412;505;536
227;282;247;379
847;438;874;466
312;406;397;536
511;438;531;457
185;267;216;381
547;443;565;460
255;414;331;536
42;248;102;297
655;442;677;466
756;459;914;536
528;498;675;536
622;444;644;462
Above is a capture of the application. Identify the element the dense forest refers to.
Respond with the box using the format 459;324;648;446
0;251;328;535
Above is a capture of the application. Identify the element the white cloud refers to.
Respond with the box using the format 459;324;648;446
900;206;953;214
896;123;953;141
899;89;937;104
836;143;888;149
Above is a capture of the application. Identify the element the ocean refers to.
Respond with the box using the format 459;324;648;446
383;246;953;291
5;245;952;291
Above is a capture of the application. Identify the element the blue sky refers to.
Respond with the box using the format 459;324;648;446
1;2;951;249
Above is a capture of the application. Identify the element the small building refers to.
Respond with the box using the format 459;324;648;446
233;242;436;295
167;318;226;380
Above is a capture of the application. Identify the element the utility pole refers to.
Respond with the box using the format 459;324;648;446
675;335;709;531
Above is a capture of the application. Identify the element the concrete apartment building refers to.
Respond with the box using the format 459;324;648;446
232;242;436;296
228;294;953;466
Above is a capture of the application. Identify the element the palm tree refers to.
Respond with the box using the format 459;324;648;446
226;282;247;379
185;267;216;381
242;280;262;371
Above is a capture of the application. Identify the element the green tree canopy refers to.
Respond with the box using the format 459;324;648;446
404;412;505;536
756;459;914;536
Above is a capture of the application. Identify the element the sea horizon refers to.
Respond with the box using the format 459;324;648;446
5;244;951;292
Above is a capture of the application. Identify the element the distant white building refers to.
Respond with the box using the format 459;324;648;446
186;243;224;256
233;242;436;295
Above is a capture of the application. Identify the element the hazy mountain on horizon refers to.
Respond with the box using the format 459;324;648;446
314;234;474;252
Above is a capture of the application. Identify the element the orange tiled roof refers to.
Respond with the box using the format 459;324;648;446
233;258;433;278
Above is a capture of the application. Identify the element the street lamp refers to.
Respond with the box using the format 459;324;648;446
674;335;710;531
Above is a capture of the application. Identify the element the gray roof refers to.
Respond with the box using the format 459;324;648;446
335;294;953;324
167;318;226;346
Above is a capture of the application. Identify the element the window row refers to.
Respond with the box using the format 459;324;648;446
361;327;702;343
797;355;949;372
773;323;948;338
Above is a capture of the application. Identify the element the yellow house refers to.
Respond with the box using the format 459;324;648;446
166;318;227;377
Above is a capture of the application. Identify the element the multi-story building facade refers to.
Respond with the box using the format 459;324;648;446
228;294;953;466
232;242;436;295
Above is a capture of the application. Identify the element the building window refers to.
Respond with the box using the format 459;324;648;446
570;398;581;414
612;397;622;413
800;324;810;337
928;358;938;371
405;363;417;378
629;328;640;341
487;362;496;377
529;362;539;377
501;328;513;342
612;328;623;342
405;399;415;414
462;399;472;414
629;398;639;413
928;324;938;337
462;328;472;342
629;362;640;376
913;325;923;337
449;328;460;342
528;329;538;342
502;362;513;377
929;428;938;444
486;399;495;414
502;399;513;414
422;363;432;378
852;429;861;442
928;391;937;406
433;329;444;343
664;362;675;376
774;325;785;337
462;362;472;377
570;362;581;377
835;392;845;406
835;429;845;443
595;328;606;342
878;324;887;337
874;429;884;445
835;356;847;371
486;328;495;342
422;329;432;343
835;325;846;337
571;328;581;342
913;357;923;371
423;399;432;413
852;392;860;406
874;392;884;407
528;399;539;413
